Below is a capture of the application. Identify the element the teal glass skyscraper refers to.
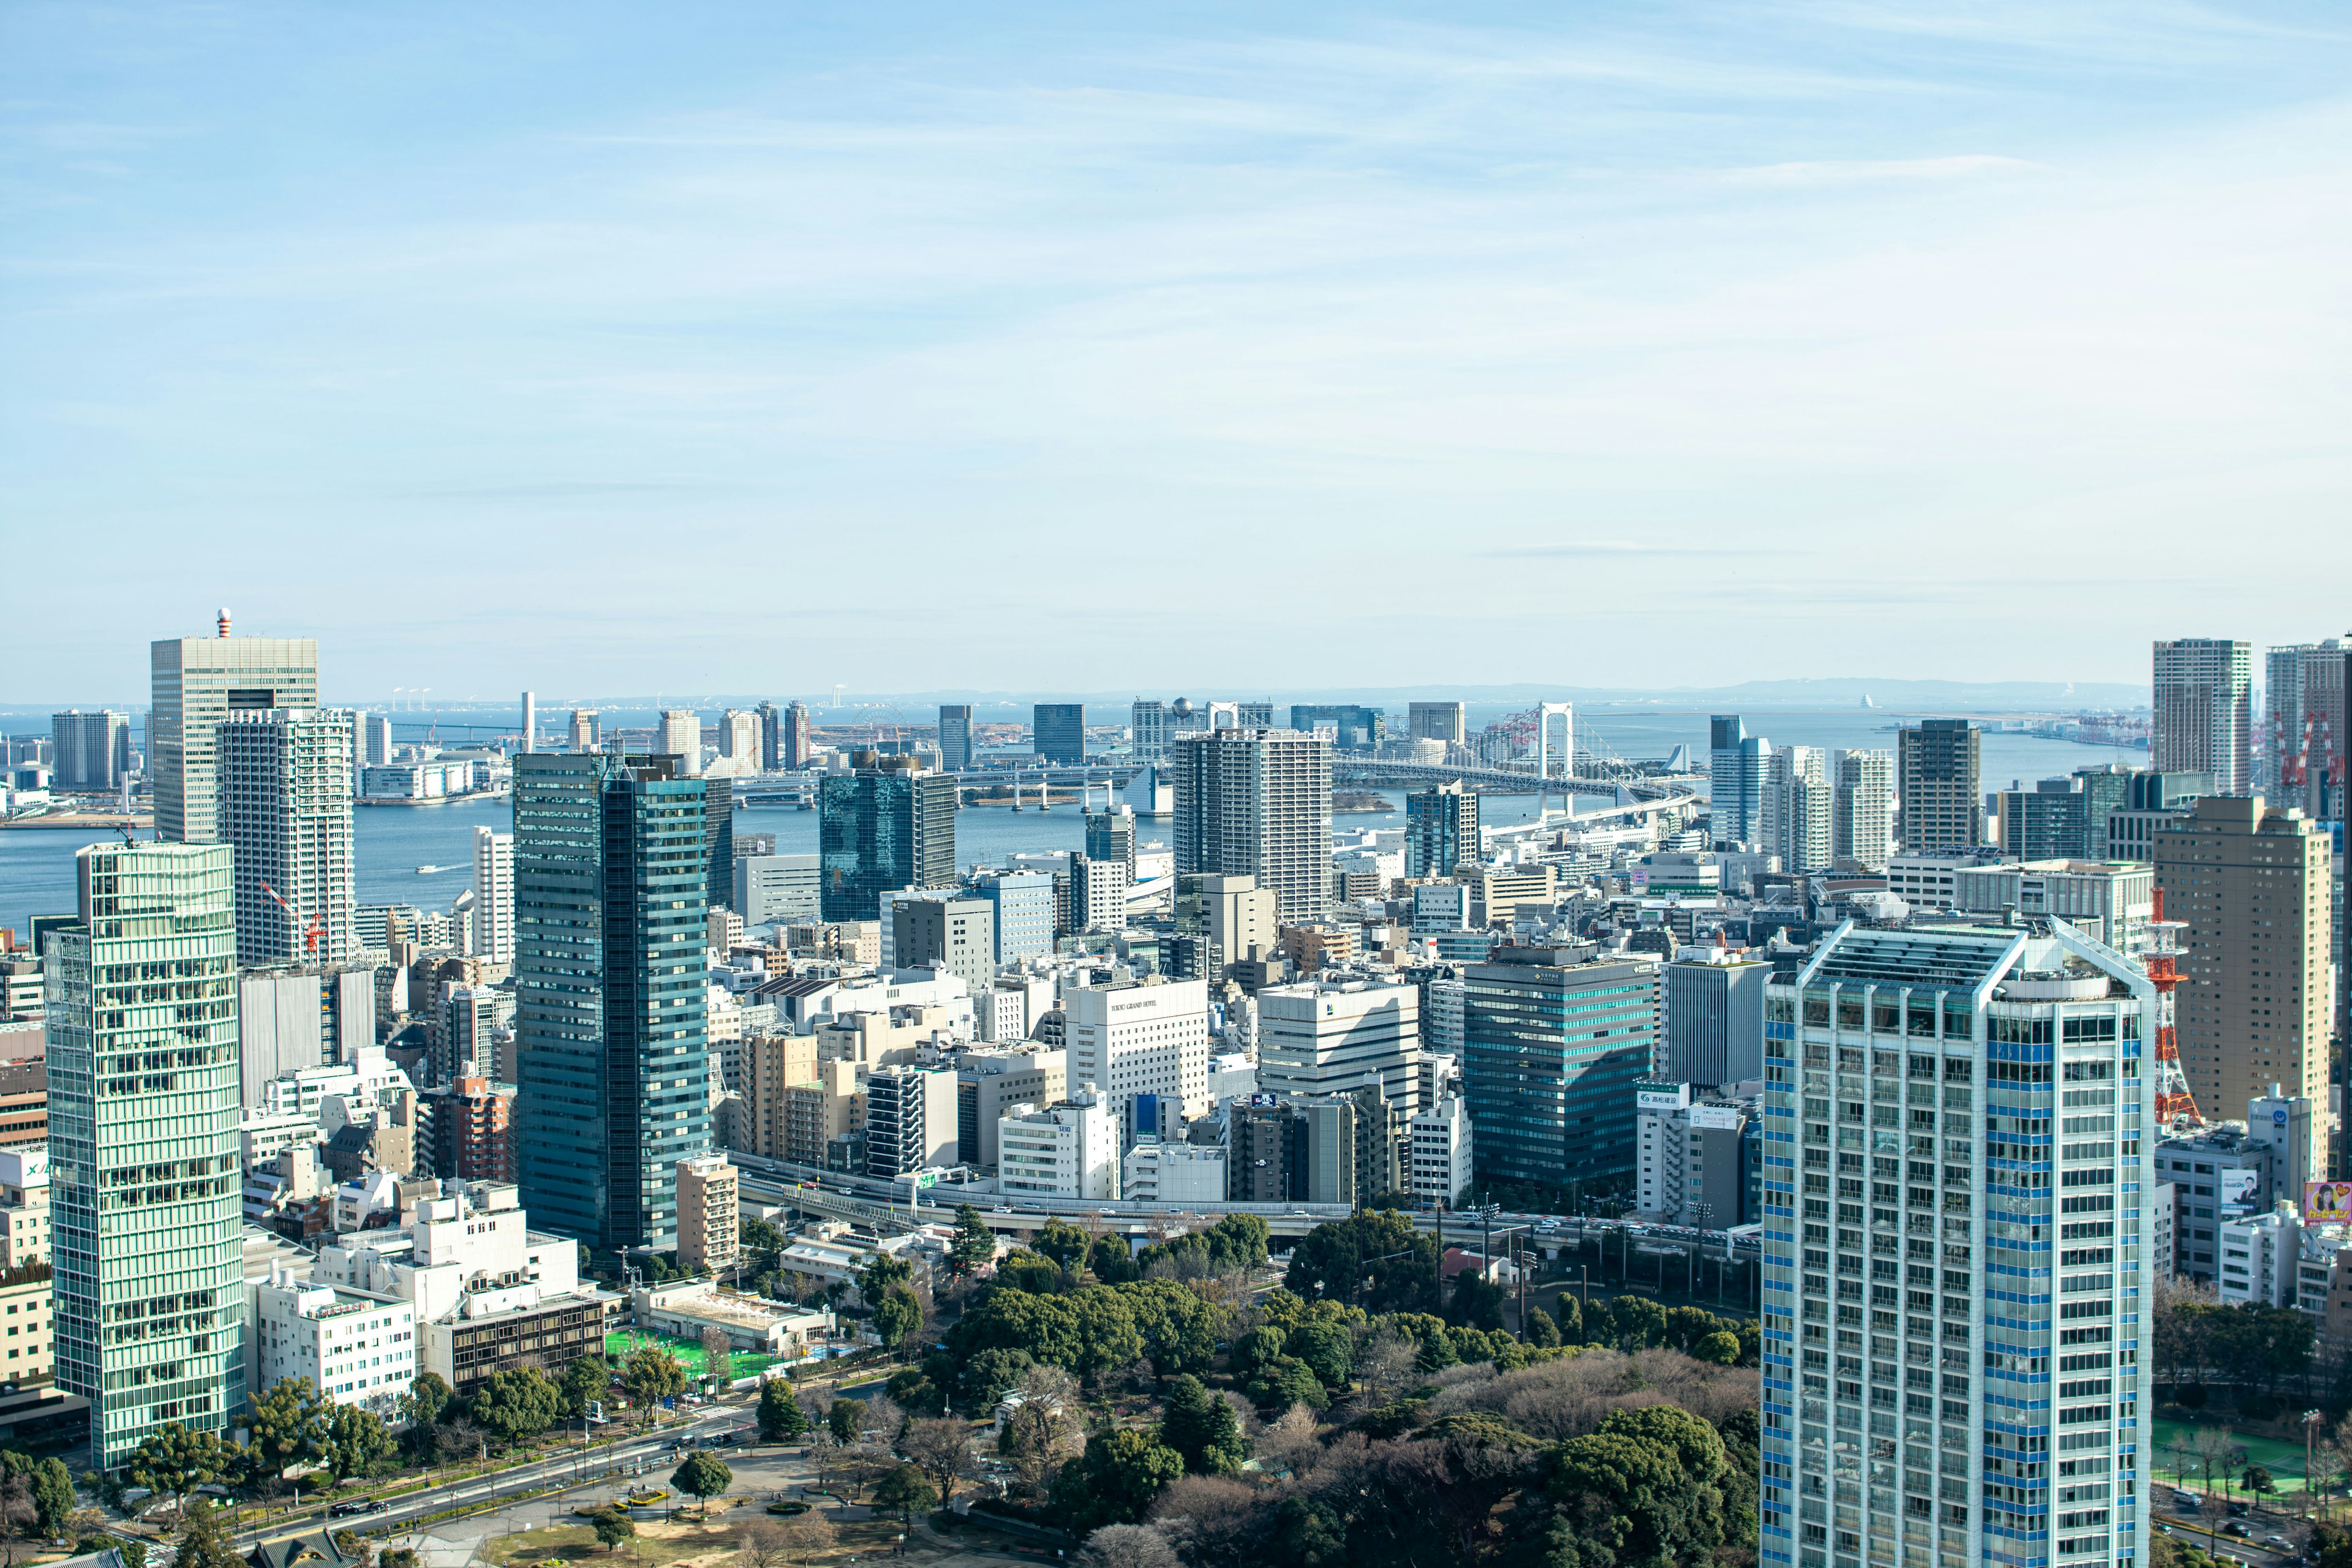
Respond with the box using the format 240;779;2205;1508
514;754;712;1253
818;760;957;921
48;841;244;1470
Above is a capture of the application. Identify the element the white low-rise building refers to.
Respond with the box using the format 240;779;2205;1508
998;1087;1119;1200
251;1264;419;1422
1408;1095;1473;1207
1121;1138;1229;1205
629;1279;831;1357
2218;1200;2301;1309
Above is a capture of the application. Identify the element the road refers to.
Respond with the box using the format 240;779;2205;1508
2154;1494;2306;1567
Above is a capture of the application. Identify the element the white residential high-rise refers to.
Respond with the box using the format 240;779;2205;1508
1065;979;1211;1117
1407;1094;1473;1207
1759;922;2154;1568
1831;749;1895;871
217;707;357;965
356;713;394;769
719;709;761;774
998;1087;1119;1200
1762;745;1833;874
472;826;515;965
1171;728;1333;924
151;611;320;844
1256;978;1422;1116
660;709;704;775
2152;638;2253;795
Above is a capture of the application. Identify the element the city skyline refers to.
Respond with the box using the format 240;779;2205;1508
8;2;2352;696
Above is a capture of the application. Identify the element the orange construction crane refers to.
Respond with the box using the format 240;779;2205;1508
259;880;327;959
2146;888;2200;1128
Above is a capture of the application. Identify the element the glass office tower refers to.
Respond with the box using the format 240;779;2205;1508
1461;943;1659;1186
817;761;957;921
514;754;712;1253
48;842;244;1470
1758;922;2154;1568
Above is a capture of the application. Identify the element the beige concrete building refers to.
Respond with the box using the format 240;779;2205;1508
2155;794;2335;1183
675;1155;740;1276
0;1149;48;1271
0;1269;53;1386
735;1036;865;1166
784;1066;864;1166
813;1003;960;1068
956;1047;1068;1170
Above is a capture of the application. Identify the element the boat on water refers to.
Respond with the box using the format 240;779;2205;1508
415;865;443;874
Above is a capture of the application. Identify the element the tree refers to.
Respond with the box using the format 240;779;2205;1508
624;1345;687;1425
0;1477;32;1568
1157;1376;1246;1475
1286;1213;1439;1313
960;1348;1035;1409
1075;1523;1182;1568
899;1417;973;1506
592;1510;636;1553
998;1365;1085;1498
769;1509;837;1565
757;1380;812;1442
873;1287;922;1354
830;1399;867;1446
1525;1306;1562;1348
672;1451;733;1517
1123;1281;1223;1384
742;1216;788;1260
28;1460;73;1538
702;1326;734;1389
401;1372;454;1452
559;1355;610;1419
471;1366;563;1446
247;1377;330;1479
871;1463;938;1524
172;1500;244;1568
127;1422;227;1516
1033;1218;1093;1273
949;1207;998;1278
1693;1330;1742;1366
321;1403;394;1485
858;1251;913;1306
1052;1430;1184;1533
1542;1404;1736;1568
2246;1463;2275;1504
1253;1403;1321;1478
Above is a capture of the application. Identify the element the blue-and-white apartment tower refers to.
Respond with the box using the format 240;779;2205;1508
1759;921;2154;1568
513;752;712;1253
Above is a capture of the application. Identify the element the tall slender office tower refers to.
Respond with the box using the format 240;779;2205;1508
1896;720;1983;851
2150;638;2252;795
783;701;813;769
48;841;244;1469
471;825;515;965
1758;924;2154;1568
513;754;713;1252
2261;639;2348;817
568;709;600;753
938;704;975;771
1831;749;1895;871
520;691;537;753
756;701;782;771
1171;727;1332;924
2152;795;2335;1182
659;710;703;775
1084;802;1137;872
817;760;959;921
150;609;318;843
703;777;735;913
1711;717;1771;849
1404;782;1479;878
217;707;357;964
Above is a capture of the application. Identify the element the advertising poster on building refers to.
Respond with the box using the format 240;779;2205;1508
2306;1181;2352;1225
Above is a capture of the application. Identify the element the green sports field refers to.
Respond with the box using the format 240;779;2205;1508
606;1329;779;1382
2151;1417;2320;1496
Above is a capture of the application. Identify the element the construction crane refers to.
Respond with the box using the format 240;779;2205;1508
259;880;327;960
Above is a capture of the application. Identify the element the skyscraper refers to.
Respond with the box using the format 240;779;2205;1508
513;753;713;1253
756;701;781;771
718;710;760;772
2151;638;2253;795
1404;782;1479;878
1762;745;1834;873
1462;943;1657;1186
658;710;703;775
1287;704;1384;750
1896;718;1982;851
50;710;130;793
1171;728;1333;924
520;691;537;753
471;825;514;965
1710;717;1771;849
568;710;599;753
1084;803;1137;872
1033;704;1085;765
49;841;245;1469
1994;778;2091;861
1131;699;1170;761
2261;640;2347;818
217;707;358;965
358;712;396;768
1407;701;1467;745
151;610;319;843
1830;748;1894;871
2154;794;2335;1184
783;701;813;769
938;704;975;771
817;759;958;921
1757;922;2154;1568
703;777;734;913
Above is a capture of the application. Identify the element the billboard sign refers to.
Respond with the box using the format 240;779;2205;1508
2307;1181;2352;1225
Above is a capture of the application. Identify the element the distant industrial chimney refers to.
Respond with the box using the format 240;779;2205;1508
217;607;232;637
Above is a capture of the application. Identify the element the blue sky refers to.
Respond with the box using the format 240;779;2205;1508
6;2;2350;703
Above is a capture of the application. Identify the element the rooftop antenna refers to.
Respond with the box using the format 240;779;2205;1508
217;607;232;638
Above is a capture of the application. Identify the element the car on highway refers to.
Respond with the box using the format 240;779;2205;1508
2223;1521;2250;1538
2267;1534;2292;1549
329;1499;390;1517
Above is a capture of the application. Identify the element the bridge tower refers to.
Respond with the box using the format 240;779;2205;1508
1534;702;1575;816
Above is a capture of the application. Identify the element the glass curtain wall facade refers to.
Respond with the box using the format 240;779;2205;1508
816;766;958;922
1758;923;2154;1568
1405;785;1479;879
1033;704;1086;764
514;754;712;1253
48;842;244;1471
1461;945;1659;1186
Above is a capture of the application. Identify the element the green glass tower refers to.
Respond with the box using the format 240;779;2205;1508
818;761;957;921
48;841;244;1470
513;753;712;1253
